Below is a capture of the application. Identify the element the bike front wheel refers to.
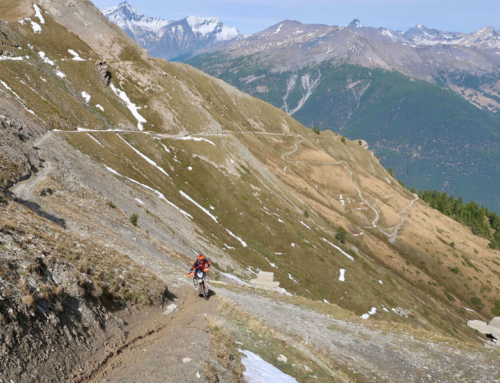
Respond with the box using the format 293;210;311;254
202;282;209;300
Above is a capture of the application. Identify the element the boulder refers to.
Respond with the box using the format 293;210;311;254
468;318;500;343
489;317;500;330
250;271;280;289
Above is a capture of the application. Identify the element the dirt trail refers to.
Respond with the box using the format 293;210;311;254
12;131;53;200
86;286;217;383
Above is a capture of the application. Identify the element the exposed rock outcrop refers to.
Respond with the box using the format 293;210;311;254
468;317;500;347
94;60;111;86
0;114;44;187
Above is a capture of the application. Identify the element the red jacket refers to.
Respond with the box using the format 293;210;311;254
190;258;211;273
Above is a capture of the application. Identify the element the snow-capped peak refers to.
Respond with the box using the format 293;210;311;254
102;2;171;35
185;15;240;41
102;2;242;60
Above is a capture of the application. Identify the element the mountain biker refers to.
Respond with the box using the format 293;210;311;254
188;254;211;276
189;254;211;293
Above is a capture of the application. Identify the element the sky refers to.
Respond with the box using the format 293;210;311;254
94;0;500;35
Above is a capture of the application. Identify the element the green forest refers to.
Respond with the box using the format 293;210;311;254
418;190;500;249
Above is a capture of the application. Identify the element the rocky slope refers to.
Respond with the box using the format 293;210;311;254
102;1;242;61
1;1;499;381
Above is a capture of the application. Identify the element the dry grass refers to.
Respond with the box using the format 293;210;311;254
206;315;245;382
22;294;35;308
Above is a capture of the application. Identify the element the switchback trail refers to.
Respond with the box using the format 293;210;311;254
281;134;418;242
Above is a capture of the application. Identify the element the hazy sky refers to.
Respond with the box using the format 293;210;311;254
94;0;500;35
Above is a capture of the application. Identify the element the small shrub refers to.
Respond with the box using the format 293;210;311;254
450;242;455;248
22;294;35;308
470;296;483;306
445;292;455;302
303;210;309;218
341;136;346;145
448;266;460;275
335;226;348;244
312;126;320;134
107;201;116;208
240;164;250;173
491;307;500;316
358;140;362;145
130;213;139;226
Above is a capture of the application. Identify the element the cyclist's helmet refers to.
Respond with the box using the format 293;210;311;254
198;254;205;261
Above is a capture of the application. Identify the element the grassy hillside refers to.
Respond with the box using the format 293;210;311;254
187;54;500;212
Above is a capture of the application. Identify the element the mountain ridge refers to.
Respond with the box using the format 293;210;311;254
102;1;242;60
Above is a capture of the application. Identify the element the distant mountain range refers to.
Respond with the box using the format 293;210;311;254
102;2;243;60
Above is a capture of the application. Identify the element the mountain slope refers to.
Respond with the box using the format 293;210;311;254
1;1;499;381
102;1;242;61
186;21;500;212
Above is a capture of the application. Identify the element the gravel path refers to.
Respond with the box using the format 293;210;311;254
217;288;500;383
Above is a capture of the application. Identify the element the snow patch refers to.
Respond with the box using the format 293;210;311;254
288;273;299;284
110;84;147;130
38;51;54;66
116;134;168;176
179;136;216;146
240;350;298;383
68;49;85;61
86;133;103;147
96;104;104;111
265;257;277;268
0;79;36;116
31;21;42;34
55;70;66;79
188;166;193;171
321;238;354;262
103;165;192;218
339;269;346;282
0;55;23;61
135;198;144;205
361;307;377;319
339;194;345;206
220;272;249;286
81;91;91;103
225;229;248;248
180;191;247;247
277;288;292;296
300;221;311;230
33;4;45;24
